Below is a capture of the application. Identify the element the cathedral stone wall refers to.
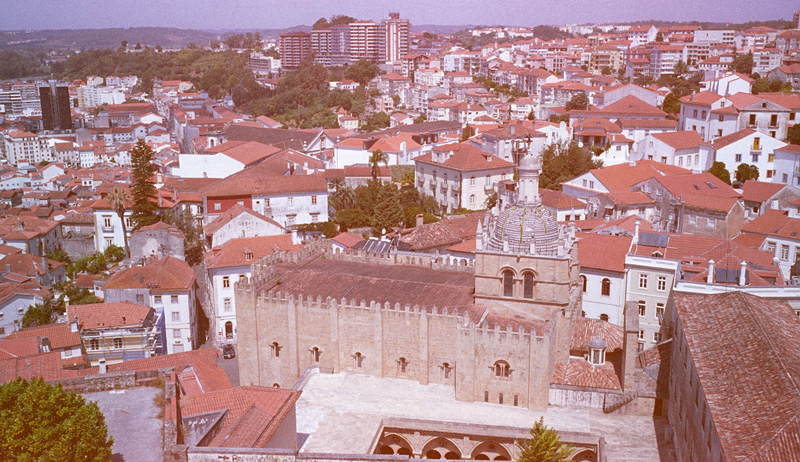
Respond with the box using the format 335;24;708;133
235;285;561;410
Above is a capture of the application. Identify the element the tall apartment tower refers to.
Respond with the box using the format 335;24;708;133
329;25;351;67
310;29;332;66
279;32;311;70
39;80;71;131
349;21;383;63
382;12;410;62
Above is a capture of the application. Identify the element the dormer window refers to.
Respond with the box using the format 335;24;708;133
245;252;253;261
588;338;607;366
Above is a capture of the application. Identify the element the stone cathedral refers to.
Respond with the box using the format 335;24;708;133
236;150;612;411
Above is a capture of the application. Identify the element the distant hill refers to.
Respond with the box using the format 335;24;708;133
0;27;222;51
411;24;475;35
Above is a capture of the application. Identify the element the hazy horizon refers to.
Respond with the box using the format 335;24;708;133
1;0;796;31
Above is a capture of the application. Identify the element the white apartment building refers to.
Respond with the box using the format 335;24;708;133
3;131;51;166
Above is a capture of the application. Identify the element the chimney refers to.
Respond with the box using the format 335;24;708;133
633;219;640;244
416;213;424;227
739;260;747;286
70;316;78;332
4;264;10;274
509;124;515;135
291;228;299;245
173;188;178;201
42;256;48;271
158;192;163;207
707;260;714;283
98;358;107;374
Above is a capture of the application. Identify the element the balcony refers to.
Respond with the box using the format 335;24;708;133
102;225;114;233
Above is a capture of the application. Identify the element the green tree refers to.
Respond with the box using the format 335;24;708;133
731;52;754;75
461;125;476;141
674;59;688;77
708;161;731;185
129;140;160;230
104;244;126;263
46;249;70;264
601;66;613;76
788;124;800;145
369;149;389;183
565;92;589;111
662;92;681;114
372;183;403;234
364;111;390;132
752;78;770;94
107;187;131;257
516;417;573;462
312;17;330;30
0;378;114;461
655;31;664;42
735;164;759;184
22;300;56;328
413;113;427;124
86;252;107;274
345;58;380;85
539;141;602;191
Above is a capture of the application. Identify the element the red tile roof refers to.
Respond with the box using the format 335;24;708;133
200;165;328;198
331;232;364;249
651;173;741;213
0;336;41;359
587;160;691;193
104;256;194;292
651;130;704;150
180;386;301;448
674;292;800;461
570;316;624;352
679;91;723;106
598;96;666;117
576;232;632;272
741;209;800;239
205;140;282;166
740;180;786;204
8;322;81;350
205;235;301;269
710;128;757;150
551;357;621;390
67;302;153;329
0;254;64;278
414;143;514;172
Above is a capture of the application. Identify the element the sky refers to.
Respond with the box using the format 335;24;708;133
1;0;796;30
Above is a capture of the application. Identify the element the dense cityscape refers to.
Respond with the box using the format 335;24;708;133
0;4;799;462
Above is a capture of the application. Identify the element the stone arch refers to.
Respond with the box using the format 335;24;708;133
421;437;461;459
521;270;536;299
579;274;587;293
376;433;414;456
568;448;597;462
471;441;512;460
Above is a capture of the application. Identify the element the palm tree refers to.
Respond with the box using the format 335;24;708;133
107;187;131;258
329;177;344;192
369;149;389;183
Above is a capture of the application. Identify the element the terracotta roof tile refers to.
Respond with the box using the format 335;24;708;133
203;204;284;236
331;232;365;249
414;143;514;172
551;357;621;390
651;130;704;150
204;140;282;166
711;128;758;150
104;256;194;291
205;235;300;269
576;232;632;272
587;160;691;193
742;209;800;239
67;302;153;329
740;180;787;203
674;292;800;461
8;323;81;350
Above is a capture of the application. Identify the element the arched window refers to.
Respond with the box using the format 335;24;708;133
398;357;409;373
271;342;281;357
469;194;476;205
601;278;611;296
522;272;535;299
502;270;514;297
493;360;511;378
311;347;321;363
441;362;452;379
354;352;364;368
580;275;587;293
600;313;609;322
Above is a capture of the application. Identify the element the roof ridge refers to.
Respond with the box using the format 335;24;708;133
747;413;800;461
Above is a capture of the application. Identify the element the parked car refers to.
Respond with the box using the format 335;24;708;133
222;344;235;359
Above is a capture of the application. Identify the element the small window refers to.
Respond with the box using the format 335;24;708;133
638;300;646;317
513;395;519;406
223;276;230;288
657;276;667;291
173;329;181;339
735;154;742;162
354;351;364;367
237;200;244;206
136;294;144;303
311;195;317;205
311;347;322;363
214;202;221;211
287;197;293;206
272;342;281;358
638;330;645;341
580;275;587;293
245;252;253;261
224;298;232;312
600;313;609;322
90;339;99;350
154;295;162;304
653;332;662;343
470;176;476;186
499;393;504;405
781;245;790;261
469;194;476;205
601;278;611;296
114;338;122;349
442;362;452;379
171;312;180;322
171;295;178;304
398;357;409;373
484;391;489;402
639;273;648;289
657;303;665;325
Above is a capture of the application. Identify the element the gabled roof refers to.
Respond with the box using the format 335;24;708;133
651;173;741;213
673;292;800;461
331;232;365;249
200;163;328;198
414;143;514;172
585;160;691;193
679;91;723;106
8;322;81;350
203;204;284;236
67;302;153;329
204;140;282;166
225;124;321;152
740;180;788;204
180;386;301;448
711;128;758;150
104;256;194;292
204;235;301;269
598;95;666;117
0;254;64;277
651;130;704;150
742;210;800;239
